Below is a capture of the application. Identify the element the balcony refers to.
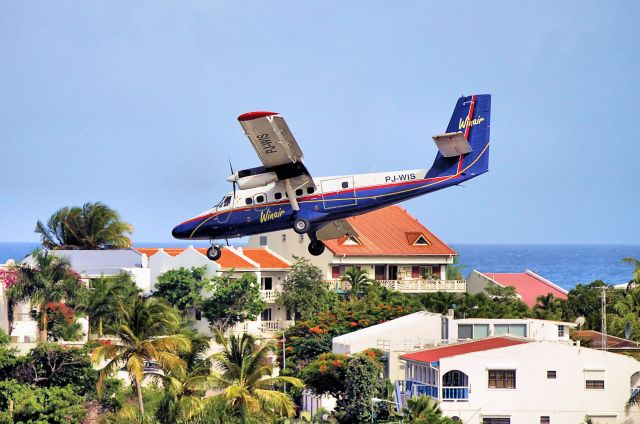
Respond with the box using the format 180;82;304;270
260;289;280;302
260;320;295;333
442;386;469;401
324;279;466;293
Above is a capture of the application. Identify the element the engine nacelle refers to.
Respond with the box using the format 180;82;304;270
228;171;279;189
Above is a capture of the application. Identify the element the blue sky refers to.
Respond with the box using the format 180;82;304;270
1;2;639;244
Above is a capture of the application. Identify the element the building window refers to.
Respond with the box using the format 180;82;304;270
482;419;510;424
261;277;273;291
332;266;341;279
540;417;550;424
494;324;527;337
459;324;490;339
261;308;272;321
375;265;386;280
388;265;398;280
195;309;202;321
413;235;429;245
547;370;556;379
558;325;565;337
307;187;315;194
488;370;516;389
286;308;294;321
274;192;282;200
259;236;267;246
245;197;253;205
586;380;605;390
295;188;303;196
341;181;349;188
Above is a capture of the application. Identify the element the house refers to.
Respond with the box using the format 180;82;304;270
331;311;575;383
466;270;568;307
133;246;294;338
248;205;464;293
399;337;640;423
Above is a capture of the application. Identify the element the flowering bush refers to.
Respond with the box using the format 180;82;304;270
0;268;18;289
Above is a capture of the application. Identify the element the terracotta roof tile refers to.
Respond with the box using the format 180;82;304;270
480;271;568;307
323;205;456;256
400;337;529;363
134;247;257;270
242;248;290;269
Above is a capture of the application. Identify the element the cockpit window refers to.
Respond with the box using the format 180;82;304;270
222;196;232;207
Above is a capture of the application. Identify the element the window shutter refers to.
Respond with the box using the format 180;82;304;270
332;266;340;278
412;266;420;278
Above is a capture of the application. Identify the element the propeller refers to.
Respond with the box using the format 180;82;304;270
228;157;237;198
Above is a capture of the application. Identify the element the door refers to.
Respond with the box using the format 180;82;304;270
321;176;357;209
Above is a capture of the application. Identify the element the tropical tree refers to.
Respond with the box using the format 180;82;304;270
91;296;191;415
623;257;640;291
209;330;303;422
78;273;140;337
8;249;81;341
341;268;372;301
35;201;132;249
154;266;208;314
533;293;566;321
400;395;453;423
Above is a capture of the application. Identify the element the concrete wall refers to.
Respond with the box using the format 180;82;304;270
466;270;494;294
438;342;640;423
248;230;334;272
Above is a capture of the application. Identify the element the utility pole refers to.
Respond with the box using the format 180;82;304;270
600;287;607;351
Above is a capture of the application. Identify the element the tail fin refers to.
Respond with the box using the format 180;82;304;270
426;94;491;180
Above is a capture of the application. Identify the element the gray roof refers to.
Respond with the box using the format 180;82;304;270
22;249;143;276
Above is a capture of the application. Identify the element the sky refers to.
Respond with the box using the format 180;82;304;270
1;2;639;244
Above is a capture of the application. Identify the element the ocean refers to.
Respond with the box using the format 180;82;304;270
1;242;639;291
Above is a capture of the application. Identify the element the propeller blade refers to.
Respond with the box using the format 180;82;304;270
228;157;237;197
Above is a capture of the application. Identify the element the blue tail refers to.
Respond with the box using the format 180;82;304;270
426;94;491;180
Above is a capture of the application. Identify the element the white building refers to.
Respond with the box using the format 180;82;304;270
399;337;640;423
248;205;465;294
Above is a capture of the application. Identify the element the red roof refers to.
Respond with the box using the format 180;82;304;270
572;330;640;350
479;271;568;307
241;248;290;269
134;247;257;270
323;206;456;256
400;337;529;363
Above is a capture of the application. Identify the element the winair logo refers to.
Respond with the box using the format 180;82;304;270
458;116;485;130
260;208;285;223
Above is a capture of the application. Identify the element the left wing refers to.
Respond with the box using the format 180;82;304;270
237;112;315;210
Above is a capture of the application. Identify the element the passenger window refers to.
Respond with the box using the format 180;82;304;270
256;195;265;203
223;196;232;207
307;187;315;194
341;181;349;189
274;192;282;200
295;189;303;196
245;198;253;205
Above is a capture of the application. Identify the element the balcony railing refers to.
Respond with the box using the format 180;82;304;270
324;279;466;293
260;320;295;333
442;386;469;401
260;290;280;302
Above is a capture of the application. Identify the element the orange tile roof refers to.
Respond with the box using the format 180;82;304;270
323;205;456;256
134;247;257;270
242;248;290;269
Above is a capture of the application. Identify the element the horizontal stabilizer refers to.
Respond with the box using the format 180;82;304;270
432;132;472;158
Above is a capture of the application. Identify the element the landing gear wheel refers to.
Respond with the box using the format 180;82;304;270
206;245;222;261
293;217;311;234
308;240;325;256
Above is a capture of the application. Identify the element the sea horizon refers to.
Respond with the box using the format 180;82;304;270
2;242;639;291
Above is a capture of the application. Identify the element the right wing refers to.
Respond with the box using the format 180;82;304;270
316;219;358;241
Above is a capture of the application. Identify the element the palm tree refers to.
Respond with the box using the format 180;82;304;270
8;249;81;342
91;296;191;415
341;268;372;300
35;201;133;249
623;257;640;291
400;394;449;423
78;273;140;337
209;330;303;422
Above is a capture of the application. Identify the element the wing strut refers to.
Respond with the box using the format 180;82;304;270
283;179;300;211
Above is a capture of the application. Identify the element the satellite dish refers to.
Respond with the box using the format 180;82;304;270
625;322;632;339
575;317;586;328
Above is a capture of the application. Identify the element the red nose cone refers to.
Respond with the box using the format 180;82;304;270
237;111;278;121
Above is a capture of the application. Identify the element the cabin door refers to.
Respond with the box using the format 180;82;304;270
321;176;357;209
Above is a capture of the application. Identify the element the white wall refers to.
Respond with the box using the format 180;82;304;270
148;247;219;291
449;318;574;342
437;342;640;423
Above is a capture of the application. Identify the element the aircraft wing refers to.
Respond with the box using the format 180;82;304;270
237;112;314;186
316;219;358;241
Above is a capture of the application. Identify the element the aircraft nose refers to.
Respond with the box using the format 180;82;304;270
172;222;193;240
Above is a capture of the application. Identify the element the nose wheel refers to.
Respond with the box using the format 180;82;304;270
308;240;325;256
206;244;222;261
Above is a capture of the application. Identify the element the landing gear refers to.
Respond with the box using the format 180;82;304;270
308;240;325;256
206;245;222;261
293;217;311;234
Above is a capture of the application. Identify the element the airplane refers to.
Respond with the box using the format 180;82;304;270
172;94;491;261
